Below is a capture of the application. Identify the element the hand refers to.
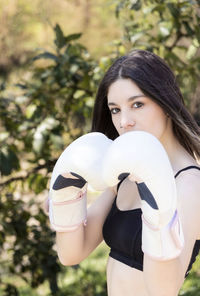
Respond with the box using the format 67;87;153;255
50;132;112;192
51;172;87;202
49;132;112;232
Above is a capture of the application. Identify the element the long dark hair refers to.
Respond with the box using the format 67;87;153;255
91;49;200;160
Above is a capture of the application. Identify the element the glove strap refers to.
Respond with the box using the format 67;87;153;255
49;191;87;232
142;210;184;260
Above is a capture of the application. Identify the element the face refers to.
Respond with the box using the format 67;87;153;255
107;78;170;141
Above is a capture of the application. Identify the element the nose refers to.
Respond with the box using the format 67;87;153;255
120;111;135;129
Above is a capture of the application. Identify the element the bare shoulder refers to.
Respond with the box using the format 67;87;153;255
175;168;200;198
175;168;200;239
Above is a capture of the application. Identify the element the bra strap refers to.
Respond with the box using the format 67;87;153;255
117;177;127;192
175;166;200;178
117;166;200;188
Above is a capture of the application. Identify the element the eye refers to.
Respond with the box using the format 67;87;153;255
110;107;120;115
132;102;144;108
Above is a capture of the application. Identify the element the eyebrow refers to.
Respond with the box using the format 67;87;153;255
107;95;146;106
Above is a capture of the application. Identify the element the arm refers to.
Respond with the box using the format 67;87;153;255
56;186;116;265
143;172;200;296
143;256;183;296
102;131;185;295
48;132;114;265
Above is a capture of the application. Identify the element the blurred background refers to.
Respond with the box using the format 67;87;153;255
0;0;200;295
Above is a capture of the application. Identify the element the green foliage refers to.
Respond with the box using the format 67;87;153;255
0;2;200;295
180;255;200;295
0;22;119;295
0;192;60;295
114;0;200;113
0;23;99;295
0;144;20;176
0;23;97;177
58;244;108;296
60;267;107;296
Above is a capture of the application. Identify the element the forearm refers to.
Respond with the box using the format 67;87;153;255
143;255;184;296
55;187;116;266
56;224;85;266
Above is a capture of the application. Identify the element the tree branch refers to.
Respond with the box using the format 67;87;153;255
0;160;56;188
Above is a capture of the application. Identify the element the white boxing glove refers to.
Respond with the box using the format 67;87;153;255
102;131;184;260
49;132;112;232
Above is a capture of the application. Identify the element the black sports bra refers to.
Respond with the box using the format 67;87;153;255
103;166;200;277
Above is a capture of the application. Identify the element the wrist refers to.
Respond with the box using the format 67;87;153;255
142;210;184;260
49;190;87;232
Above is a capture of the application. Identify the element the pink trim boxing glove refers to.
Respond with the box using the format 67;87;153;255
49;172;88;232
102;131;184;260
49;132;112;232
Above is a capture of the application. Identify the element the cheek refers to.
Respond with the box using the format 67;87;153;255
111;116;121;133
147;113;168;138
111;115;118;126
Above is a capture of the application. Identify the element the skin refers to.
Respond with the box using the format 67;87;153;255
106;78;200;295
55;78;200;296
107;78;187;173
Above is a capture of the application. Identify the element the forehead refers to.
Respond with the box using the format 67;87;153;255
107;78;144;102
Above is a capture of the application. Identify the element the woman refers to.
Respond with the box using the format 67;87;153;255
49;50;200;296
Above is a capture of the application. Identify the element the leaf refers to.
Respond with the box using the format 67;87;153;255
186;44;198;60
130;32;144;43
183;21;194;36
159;22;171;37
73;90;85;99
130;0;141;11
159;27;170;38
167;3;180;18
49;134;63;149
54;23;65;49
15;83;27;89
3;283;19;296
0;81;6;91
115;1;126;18
33;131;45;154
33;117;60;153
194;23;200;43
28;174;48;194
25;104;37;119
0;146;20;176
33;52;58;62
65;33;82;43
